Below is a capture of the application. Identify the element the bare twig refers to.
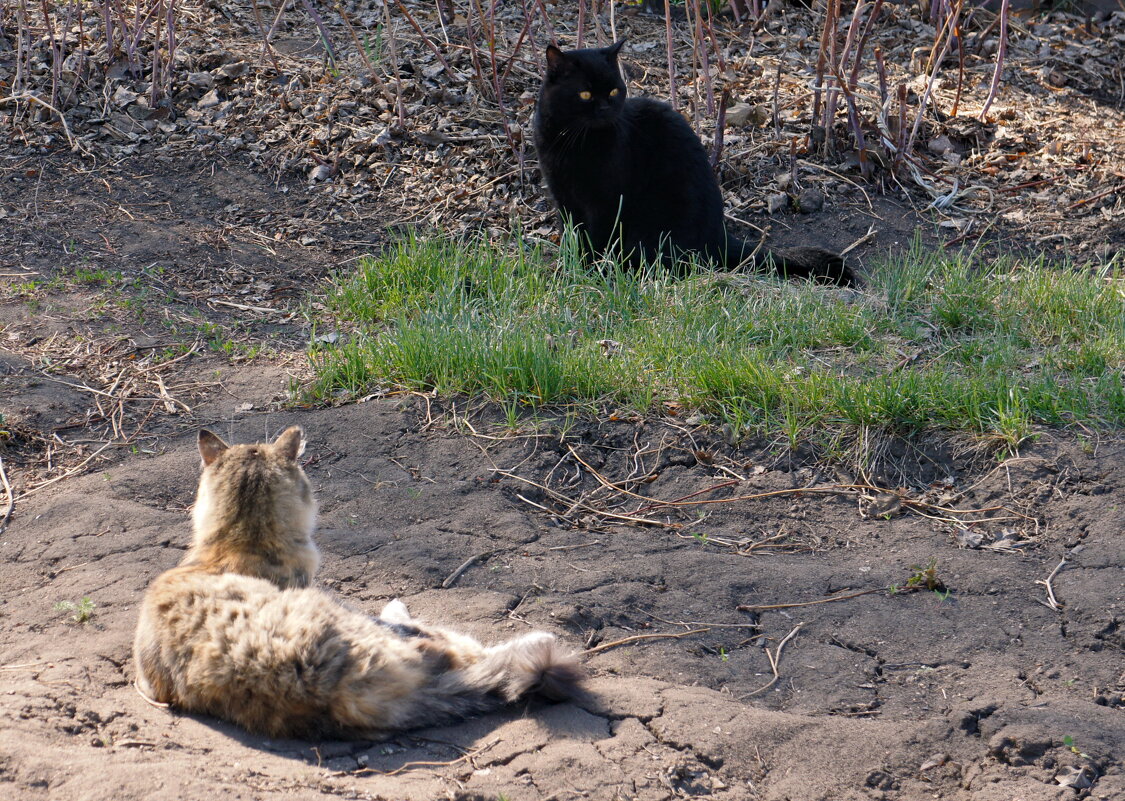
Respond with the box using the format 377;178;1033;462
396;0;457;80
15;442;112;500
737;588;883;612
0;661;52;671
0;456;13;534
979;0;1009;121
346;737;500;777
583;627;710;656
441;549;500;588
663;0;677;110
298;0;338;68
740;623;803;698
0;93;77;150
1035;557;1067;611
496;468;678;528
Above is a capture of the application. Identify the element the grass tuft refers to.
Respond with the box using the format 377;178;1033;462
309;232;1125;450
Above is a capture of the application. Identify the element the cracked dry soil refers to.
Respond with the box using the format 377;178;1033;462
2;391;1124;801
1;155;1123;801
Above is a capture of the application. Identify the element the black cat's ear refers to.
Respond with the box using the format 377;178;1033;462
545;44;570;78
606;38;626;58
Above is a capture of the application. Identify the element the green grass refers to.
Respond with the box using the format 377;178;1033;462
55;597;96;624
308;231;1125;450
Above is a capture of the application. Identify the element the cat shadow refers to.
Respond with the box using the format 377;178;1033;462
185;697;605;773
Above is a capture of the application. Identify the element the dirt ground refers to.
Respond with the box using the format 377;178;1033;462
0;145;1123;801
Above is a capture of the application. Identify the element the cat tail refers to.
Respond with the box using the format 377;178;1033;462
408;632;585;727
467;631;586;703
721;235;856;286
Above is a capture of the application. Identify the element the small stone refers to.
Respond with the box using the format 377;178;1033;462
597;339;621;358
308;163;333;182
197;89;221;109
928;135;955;155
767;192;789;214
111;85;138;107
217;60;248;79
725;102;760;127
186;72;214;89
1056;766;1094;789
956;529;984;549
864;770;896;791
920;753;947;771
724;104;751;127
796;188;824;213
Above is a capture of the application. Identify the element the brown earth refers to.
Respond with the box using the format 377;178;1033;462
1;144;1123;801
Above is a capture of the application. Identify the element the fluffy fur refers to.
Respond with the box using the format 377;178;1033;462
133;427;583;739
533;41;854;285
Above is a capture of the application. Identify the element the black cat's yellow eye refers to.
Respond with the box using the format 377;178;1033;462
579;91;592;101
609;88;620;97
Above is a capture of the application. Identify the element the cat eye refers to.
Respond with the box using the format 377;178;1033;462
609;88;620;97
578;91;592;101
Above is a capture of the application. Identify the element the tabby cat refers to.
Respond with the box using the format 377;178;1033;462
133;427;582;738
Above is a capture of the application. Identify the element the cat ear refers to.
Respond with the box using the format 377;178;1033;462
545;44;570;78
272;426;306;463
198;429;229;467
606;38;626;58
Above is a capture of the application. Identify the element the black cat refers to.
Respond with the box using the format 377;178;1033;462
533;41;854;285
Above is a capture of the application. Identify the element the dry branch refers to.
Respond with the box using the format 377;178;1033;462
740;623;803;699
582;627;711;656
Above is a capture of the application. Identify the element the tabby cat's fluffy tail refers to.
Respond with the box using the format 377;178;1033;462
398;630;584;732
723;236;856;286
465;632;585;703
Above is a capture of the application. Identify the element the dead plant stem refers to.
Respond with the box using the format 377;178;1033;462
583;627;710;656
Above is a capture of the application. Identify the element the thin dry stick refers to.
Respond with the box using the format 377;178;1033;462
0;455;13;534
496;469;677;528
663;0;677;110
299;0;338;67
0;93;77;150
257;0;291;71
0;661;52;671
740;623;803;699
632;479;740;515
333;0;389;90
251;0;283;73
441;549;500;589
906;2;961;155
348;737;500;777
1036;557;1067;611
583;627;710;656
567;446;1017;523
15;442;112;500
34;372;142;401
978;0;1009;121
396;0;456;79
515;492;554;514
737;588;883;612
